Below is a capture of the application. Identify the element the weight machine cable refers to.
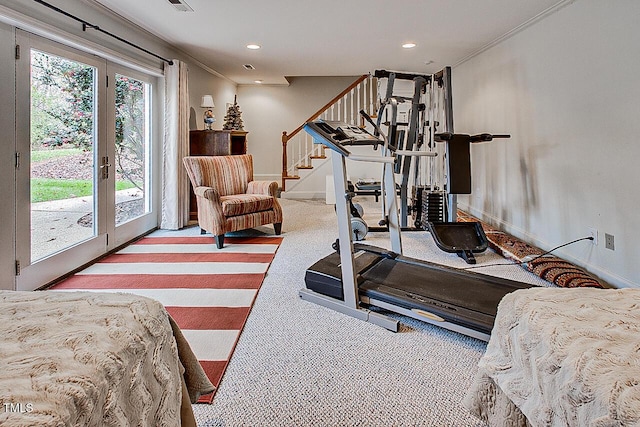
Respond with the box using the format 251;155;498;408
32;0;174;65
460;236;594;270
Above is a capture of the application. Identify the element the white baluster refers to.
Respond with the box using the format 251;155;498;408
343;95;347;122
312;134;318;161
297;136;302;170
311;134;316;162
293;136;297;173
342;92;347;122
357;83;361;121
349;88;354;124
369;76;374;115
289;139;295;176
289;137;293;175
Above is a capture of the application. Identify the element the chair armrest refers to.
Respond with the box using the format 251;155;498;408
194;186;220;202
247;180;279;197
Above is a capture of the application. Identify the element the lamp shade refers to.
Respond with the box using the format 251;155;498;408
200;95;215;108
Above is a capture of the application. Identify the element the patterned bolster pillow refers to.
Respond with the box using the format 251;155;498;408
457;210;606;288
527;257;603;288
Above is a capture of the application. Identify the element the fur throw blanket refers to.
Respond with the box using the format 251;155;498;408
0;291;190;426
465;287;640;426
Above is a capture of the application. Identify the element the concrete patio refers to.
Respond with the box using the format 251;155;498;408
30;189;144;261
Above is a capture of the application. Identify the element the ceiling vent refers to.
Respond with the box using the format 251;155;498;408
243;64;256;70
167;0;194;12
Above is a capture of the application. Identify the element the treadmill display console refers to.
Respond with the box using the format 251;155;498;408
304;120;382;155
334;125;373;142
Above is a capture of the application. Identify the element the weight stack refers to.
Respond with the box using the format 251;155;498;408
420;191;446;229
411;186;426;228
412;186;446;229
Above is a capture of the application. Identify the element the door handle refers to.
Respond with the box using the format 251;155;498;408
100;156;111;179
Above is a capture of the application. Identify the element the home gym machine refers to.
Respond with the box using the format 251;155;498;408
373;69;431;231
346;69;449;236
300;115;531;341
372;67;510;264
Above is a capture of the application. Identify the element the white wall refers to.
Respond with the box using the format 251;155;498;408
188;65;236;131
453;0;640;288
236;76;360;180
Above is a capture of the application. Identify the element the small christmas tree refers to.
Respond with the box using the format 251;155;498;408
223;96;244;130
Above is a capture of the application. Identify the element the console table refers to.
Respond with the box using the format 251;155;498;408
188;130;248;220
189;129;248;156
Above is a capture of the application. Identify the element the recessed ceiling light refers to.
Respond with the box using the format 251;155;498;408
254;80;263;84
402;43;417;49
246;44;261;50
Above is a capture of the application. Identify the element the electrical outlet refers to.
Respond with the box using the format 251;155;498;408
605;233;615;250
588;227;598;245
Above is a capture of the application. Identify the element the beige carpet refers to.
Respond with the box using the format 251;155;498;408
173;197;569;426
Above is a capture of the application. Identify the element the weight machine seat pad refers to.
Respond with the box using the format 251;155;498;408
427;222;488;253
360;257;532;318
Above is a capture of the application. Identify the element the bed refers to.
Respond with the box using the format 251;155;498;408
0;290;213;427
465;287;640;426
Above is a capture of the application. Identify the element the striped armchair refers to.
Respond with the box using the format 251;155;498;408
183;155;283;248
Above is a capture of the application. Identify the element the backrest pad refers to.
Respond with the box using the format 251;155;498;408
183;154;253;196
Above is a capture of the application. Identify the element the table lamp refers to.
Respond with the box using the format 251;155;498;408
201;95;215;130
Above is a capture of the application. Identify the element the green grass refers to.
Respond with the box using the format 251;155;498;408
31;178;137;203
31;148;84;163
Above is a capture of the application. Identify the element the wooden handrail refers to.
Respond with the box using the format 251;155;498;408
281;73;372;191
283;74;369;142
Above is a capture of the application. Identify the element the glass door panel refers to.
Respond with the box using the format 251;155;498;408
16;31;107;291
114;73;150;227
29;49;97;261
107;64;157;249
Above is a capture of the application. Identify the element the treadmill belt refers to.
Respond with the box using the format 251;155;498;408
304;244;533;335
361;257;531;318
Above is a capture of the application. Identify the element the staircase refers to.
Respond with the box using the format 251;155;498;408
281;74;378;196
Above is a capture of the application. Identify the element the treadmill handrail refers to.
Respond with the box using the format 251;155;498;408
349;154;395;164
395;150;437;157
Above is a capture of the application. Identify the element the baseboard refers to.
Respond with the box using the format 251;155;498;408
281;190;325;200
254;173;281;182
460;203;636;289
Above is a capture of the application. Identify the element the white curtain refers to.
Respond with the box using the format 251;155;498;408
161;60;190;229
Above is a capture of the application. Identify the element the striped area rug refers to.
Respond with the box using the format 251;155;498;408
50;234;282;403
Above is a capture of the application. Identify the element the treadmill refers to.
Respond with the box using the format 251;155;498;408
300;116;532;341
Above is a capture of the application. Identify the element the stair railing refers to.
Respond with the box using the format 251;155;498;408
281;74;378;190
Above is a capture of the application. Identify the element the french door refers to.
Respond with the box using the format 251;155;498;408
15;31;157;291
